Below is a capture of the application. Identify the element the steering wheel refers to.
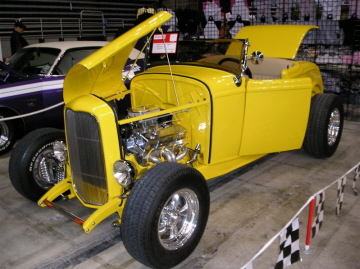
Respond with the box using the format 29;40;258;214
218;57;252;79
218;57;240;66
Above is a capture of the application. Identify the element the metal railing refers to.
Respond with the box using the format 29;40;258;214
0;11;125;41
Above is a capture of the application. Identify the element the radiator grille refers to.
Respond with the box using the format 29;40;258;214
66;109;107;205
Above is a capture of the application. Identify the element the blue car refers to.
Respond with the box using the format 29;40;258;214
0;41;108;154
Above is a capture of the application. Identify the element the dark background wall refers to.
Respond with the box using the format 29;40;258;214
0;0;159;57
1;0;360;120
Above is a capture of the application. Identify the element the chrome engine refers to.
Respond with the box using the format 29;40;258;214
121;105;189;166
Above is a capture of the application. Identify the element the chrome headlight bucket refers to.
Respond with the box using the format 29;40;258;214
53;140;67;162
113;160;135;188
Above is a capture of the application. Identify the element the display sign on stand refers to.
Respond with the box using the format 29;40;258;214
149;32;179;63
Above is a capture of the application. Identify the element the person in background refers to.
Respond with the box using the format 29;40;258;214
11;20;28;55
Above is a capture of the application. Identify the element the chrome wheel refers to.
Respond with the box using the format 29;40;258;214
0;114;16;155
0;120;10;147
33;148;59;190
122;163;209;268
328;108;341;146
158;189;199;251
32;147;64;189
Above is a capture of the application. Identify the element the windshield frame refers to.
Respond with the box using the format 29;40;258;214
146;37;249;85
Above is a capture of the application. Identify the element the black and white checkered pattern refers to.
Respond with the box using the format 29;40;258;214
353;164;359;195
336;176;347;216
312;192;325;238
275;217;301;269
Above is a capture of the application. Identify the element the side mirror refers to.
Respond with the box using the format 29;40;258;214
250;51;264;64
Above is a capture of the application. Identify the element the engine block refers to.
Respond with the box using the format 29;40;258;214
122;105;188;166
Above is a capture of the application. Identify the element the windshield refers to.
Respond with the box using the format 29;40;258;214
148;37;246;77
52;47;102;75
6;47;60;76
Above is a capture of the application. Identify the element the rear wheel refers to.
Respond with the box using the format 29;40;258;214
9;128;65;201
303;93;344;158
122;162;210;269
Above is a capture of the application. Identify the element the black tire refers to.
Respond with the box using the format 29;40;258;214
9;128;65;201
0;113;16;155
303;93;344;158
122;162;210;269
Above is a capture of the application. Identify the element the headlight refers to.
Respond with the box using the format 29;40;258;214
53;141;67;162
113;161;135;188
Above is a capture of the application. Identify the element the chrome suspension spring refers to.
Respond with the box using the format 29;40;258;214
39;158;53;183
56;169;66;183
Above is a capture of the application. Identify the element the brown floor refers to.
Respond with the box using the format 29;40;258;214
0;121;359;269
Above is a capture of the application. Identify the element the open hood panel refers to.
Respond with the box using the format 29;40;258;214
63;11;172;103
235;25;317;60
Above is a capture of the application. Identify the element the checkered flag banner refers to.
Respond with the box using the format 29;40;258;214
275;217;301;269
336;176;347;216
312;191;325;238
353;164;359;195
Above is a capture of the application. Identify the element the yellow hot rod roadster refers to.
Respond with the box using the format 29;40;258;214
9;11;343;269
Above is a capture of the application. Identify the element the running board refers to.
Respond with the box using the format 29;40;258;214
43;199;85;225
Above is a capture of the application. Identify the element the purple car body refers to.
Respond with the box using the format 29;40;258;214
0;41;108;154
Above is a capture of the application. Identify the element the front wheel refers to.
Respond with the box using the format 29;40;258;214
9;128;66;201
0;114;16;155
303;93;344;158
122;162;210;269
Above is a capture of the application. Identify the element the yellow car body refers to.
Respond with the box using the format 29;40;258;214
21;11;343;268
37;11;326;229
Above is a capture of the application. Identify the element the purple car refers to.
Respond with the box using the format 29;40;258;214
0;41;108;154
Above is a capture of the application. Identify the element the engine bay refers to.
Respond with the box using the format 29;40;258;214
119;104;190;166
